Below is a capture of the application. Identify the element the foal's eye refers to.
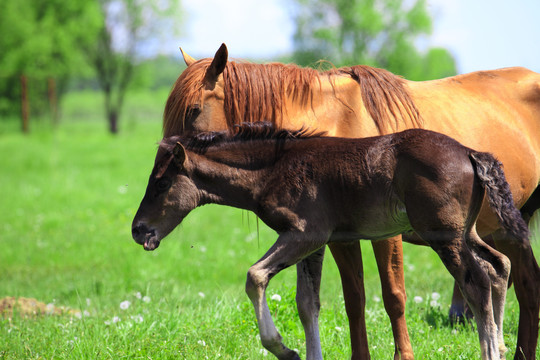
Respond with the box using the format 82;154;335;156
155;178;171;192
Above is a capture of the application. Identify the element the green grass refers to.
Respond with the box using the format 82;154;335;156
0;99;539;359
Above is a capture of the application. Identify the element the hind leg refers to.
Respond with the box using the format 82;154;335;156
492;228;540;360
424;231;501;360
449;234;498;324
466;230;511;357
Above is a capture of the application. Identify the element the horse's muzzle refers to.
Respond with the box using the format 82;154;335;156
132;223;160;251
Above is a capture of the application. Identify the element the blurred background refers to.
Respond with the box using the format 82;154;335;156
1;0;539;133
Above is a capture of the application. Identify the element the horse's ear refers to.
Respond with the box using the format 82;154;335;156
204;43;228;86
173;141;187;168
180;47;196;66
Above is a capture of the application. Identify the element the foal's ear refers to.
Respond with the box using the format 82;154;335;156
204;43;228;86
180;47;196;66
173;142;187;168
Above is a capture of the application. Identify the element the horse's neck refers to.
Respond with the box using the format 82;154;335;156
283;75;378;137
189;146;274;211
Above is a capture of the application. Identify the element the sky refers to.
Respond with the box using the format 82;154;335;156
170;0;540;74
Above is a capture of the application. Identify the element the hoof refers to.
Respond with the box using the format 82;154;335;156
448;304;473;325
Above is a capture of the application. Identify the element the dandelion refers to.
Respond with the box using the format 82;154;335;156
431;292;441;301
120;300;131;310
335;326;342;332
135;292;142;299
270;294;281;302
198;340;207;346
117;185;128;195
142;296;151;303
413;296;423;303
373;295;381;303
198;292;206;299
430;300;439;307
259;348;268;356
131;315;144;323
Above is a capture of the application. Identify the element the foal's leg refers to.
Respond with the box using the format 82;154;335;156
492;229;540;360
428;233;500;360
245;231;329;360
466;231;511;357
296;248;325;360
448;235;497;324
328;242;370;360
372;236;413;360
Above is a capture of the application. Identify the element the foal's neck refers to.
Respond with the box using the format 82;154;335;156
189;142;278;211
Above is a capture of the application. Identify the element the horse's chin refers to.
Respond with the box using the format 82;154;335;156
143;235;161;251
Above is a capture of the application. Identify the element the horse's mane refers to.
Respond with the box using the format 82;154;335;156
163;59;421;137
162;122;326;154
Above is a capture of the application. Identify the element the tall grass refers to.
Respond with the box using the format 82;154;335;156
0;91;538;359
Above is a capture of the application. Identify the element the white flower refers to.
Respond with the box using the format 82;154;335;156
117;185;128;195
373;295;381;303
413;296;423;303
198;340;206;346
270;294;281;302
335;326;342;332
142;296;151;303
120;301;131;310
430;300;439;307
135;292;142;299
86;298;91;306
431;292;441;300
198;292;206;298
131;315;144;323
259;348;268;356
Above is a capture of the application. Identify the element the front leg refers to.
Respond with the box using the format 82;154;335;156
297;248;325;360
372;236;413;360
245;231;329;360
328;241;370;360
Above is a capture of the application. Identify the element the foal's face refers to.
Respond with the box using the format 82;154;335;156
132;143;198;251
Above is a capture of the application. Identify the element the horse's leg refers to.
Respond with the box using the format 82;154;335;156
466;231;512;357
328;241;370;360
372;236;413;360
296;248;325;360
426;232;500;360
449;235;496;324
492;229;540;360
245;231;329;360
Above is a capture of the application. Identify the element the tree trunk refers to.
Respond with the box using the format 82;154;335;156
108;110;118;134
20;75;29;133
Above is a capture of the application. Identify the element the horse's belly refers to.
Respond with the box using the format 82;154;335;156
331;202;412;241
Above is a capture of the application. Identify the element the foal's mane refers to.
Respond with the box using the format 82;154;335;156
175;122;326;154
163;59;421;137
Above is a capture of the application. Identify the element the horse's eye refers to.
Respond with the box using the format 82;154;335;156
155;178;171;192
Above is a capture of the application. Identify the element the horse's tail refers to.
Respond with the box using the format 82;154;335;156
469;151;530;241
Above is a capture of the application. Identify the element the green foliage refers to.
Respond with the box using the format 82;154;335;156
292;0;456;80
0;0;101;116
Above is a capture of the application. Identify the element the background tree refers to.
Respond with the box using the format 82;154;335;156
0;0;100;123
83;0;181;134
292;0;456;80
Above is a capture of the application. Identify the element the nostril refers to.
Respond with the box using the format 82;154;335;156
132;226;140;239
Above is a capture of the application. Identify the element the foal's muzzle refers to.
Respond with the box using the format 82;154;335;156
132;223;160;251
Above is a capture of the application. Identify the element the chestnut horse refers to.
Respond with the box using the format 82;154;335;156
163;44;540;359
132;124;530;360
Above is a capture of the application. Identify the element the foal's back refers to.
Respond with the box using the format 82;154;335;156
265;129;478;241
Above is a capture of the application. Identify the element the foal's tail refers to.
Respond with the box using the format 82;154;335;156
469;152;530;241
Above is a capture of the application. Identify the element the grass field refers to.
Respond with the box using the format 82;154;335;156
0;91;539;359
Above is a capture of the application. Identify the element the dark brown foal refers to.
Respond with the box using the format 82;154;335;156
133;125;531;360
